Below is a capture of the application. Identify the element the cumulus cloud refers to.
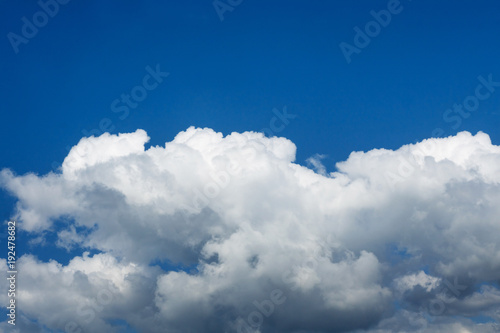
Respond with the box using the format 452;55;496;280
1;128;500;332
394;271;441;293
1;253;160;333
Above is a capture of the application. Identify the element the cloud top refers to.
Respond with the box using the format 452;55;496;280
2;128;500;332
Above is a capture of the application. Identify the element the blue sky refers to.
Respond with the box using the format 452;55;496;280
2;0;499;177
2;1;500;332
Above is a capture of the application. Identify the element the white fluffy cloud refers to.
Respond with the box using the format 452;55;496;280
2;128;500;332
394;271;441;293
